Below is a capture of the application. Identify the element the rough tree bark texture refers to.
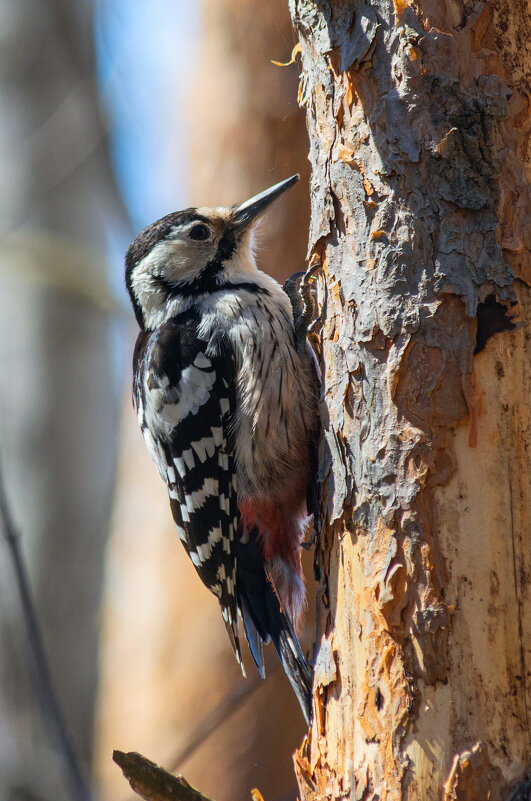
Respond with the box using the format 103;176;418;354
289;0;531;799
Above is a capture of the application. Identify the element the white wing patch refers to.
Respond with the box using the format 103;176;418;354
182;449;195;469
167;465;177;483
175;525;187;542
219;493;230;515
186;476;219;511
135;324;243;666
212;427;223;447
191;436;216;463
196;526;223;562
189;526;223;566
148;356;216;433
220;397;230;416
193;352;211;369
173;456;186;478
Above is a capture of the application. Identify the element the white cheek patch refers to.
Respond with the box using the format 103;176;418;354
130;236;218;328
133;239;214;288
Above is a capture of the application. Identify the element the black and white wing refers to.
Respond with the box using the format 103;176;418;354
132;309;243;670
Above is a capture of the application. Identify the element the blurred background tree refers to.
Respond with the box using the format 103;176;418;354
0;1;125;799
0;2;312;801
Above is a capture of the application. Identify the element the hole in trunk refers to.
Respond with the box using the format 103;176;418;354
474;294;516;354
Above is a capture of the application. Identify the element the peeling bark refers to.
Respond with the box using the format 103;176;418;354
289;0;531;798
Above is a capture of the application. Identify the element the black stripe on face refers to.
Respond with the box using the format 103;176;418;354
125;209;213;328
159;227;239;298
163;257;224;298
126;210;212;275
157;276;272;303
157;222;249;297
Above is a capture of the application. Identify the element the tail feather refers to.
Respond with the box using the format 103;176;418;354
220;600;246;677
236;529;312;724
275;612;312;725
240;596;265;679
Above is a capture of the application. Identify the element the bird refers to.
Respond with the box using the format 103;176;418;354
124;174;317;722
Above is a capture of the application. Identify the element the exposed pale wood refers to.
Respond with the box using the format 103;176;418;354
289;0;531;798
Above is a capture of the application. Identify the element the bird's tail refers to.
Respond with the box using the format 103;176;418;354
236;530;312;724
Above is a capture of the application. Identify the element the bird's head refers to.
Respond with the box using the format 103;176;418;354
125;174;299;330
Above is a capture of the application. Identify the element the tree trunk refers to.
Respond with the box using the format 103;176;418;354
0;1;123;798
289;1;531;799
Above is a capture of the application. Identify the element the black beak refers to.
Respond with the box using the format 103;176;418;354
232;174;299;229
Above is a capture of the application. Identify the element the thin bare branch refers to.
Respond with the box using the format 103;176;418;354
0;461;94;801
114;750;216;801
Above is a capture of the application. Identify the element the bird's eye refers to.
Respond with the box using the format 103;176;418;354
189;223;211;241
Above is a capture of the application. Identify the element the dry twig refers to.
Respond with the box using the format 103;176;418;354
114;750;216;801
0;462;93;801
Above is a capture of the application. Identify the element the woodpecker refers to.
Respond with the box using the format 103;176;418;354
125;175;316;722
